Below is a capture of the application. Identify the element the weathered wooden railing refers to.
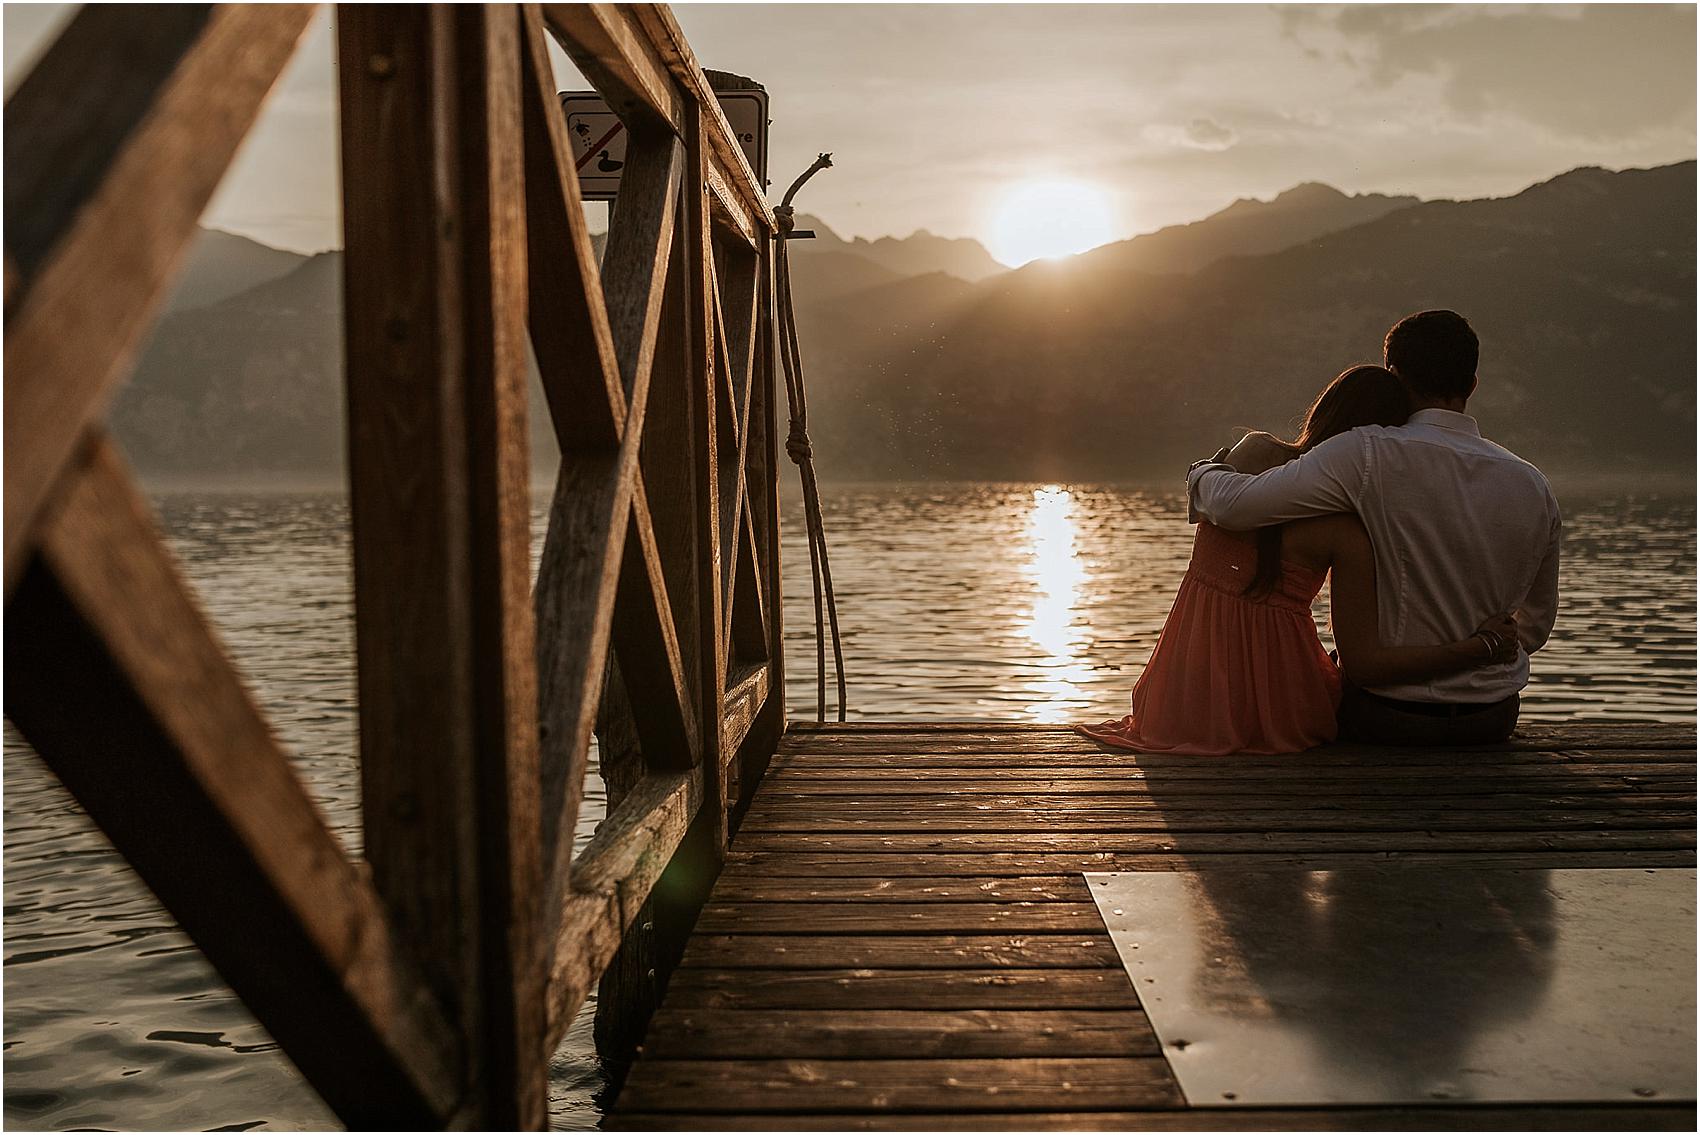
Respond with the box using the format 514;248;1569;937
4;4;783;1128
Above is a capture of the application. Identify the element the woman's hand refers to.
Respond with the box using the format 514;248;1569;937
1470;614;1520;665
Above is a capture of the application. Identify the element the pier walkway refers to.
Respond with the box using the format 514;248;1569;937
7;7;1695;1129
610;722;1697;1130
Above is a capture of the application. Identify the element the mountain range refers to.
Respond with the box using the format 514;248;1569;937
791;162;1694;478
111;162;1695;481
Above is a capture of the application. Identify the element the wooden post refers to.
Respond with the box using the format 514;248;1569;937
592;152;696;1071
685;100;731;851
338;7;545;1128
742;244;787;803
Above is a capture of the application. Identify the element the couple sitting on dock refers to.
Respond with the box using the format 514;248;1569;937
1081;309;1562;756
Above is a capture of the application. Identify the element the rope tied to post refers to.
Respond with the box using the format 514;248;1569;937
773;153;846;722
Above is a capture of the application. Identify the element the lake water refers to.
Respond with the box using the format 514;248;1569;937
4;483;1694;1130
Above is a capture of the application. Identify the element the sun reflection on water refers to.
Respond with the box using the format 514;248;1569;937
1021;485;1096;719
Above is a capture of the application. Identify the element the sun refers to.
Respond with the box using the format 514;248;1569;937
988;180;1117;268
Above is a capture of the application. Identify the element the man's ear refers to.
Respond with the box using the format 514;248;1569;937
1468;373;1478;400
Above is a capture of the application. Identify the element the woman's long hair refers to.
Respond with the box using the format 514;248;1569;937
1243;366;1410;598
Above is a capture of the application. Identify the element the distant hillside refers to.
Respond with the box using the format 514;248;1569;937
1074;182;1421;277
799;162;1695;479
114;215;1003;475
117;249;564;476
791;215;1006;282
118;253;345;473
786;249;907;302
162;228;307;312
110;166;1695;482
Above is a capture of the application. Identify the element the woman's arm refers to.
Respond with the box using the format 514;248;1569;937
1323;516;1516;687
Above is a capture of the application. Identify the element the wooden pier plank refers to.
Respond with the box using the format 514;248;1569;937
609;1105;1699;1131
663;968;1142;1010
680;933;1124;970
640;1008;1161;1059
618;1056;1184;1113
614;723;1695;1128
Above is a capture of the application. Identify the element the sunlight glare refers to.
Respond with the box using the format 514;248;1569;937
1021;486;1094;718
989;180;1116;267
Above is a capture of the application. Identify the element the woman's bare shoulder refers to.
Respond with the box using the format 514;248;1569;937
1225;431;1300;475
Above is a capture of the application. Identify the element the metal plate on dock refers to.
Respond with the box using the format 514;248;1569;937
1087;868;1696;1107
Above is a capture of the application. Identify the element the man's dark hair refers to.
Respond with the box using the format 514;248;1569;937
1383;309;1478;403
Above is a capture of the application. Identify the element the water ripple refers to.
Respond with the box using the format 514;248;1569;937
4;484;1693;1130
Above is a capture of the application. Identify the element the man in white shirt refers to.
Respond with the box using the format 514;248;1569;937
1187;310;1562;745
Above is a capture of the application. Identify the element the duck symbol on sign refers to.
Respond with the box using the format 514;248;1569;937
597;150;624;172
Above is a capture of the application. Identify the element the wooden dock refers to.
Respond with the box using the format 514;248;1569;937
6;5;1696;1130
609;722;1697;1130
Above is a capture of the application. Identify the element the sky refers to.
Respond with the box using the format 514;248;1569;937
4;3;1694;258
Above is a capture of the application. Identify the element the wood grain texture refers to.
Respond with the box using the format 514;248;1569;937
548;768;701;1049
338;8;544;1126
679;934;1124;970
532;128;686;915
695;901;1111;935
640;1008;1160;1059
663;968;1142;1011
731;830;1694;854
684;102;730;852
3;4;313;589
610;483;698;768
721;662;770;761
779;722;1694;748
609;1105;1699;1131
618;1056;1183;1113
613;724;1693;1126
630;4;774;229
731;496;771;662
706;152;758;245
541;3;680;136
744;247;786;787
519;5;622;446
4;437;456;1127
725;848;1697;877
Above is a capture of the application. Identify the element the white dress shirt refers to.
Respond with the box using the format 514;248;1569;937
1187;409;1562;703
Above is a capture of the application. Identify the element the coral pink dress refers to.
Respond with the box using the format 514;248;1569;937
1079;522;1341;755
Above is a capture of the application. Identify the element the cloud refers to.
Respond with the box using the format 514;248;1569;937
1142;117;1239;152
1325;5;1696;141
1184;117;1239;150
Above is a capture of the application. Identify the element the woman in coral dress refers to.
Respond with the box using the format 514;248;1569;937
1080;366;1517;756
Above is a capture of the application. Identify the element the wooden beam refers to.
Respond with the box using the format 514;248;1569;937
611;481;700;769
520;5;623;448
684;102;730;848
530;106;684;922
541;3;682;137
3;4;314;592
601;135;687;395
630;207;701;778
338;8;545;1127
712;244;762;652
630;4;773;230
710;266;742;457
706;154;758;247
3;435;457;1127
722;663;771;759
547;768;703;1049
743;224;786;791
731;497;771;662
